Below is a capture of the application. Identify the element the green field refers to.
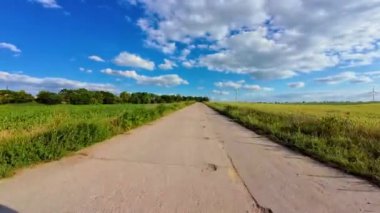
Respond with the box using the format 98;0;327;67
208;102;380;186
0;102;190;178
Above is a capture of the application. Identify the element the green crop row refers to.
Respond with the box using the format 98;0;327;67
0;102;191;178
208;102;380;186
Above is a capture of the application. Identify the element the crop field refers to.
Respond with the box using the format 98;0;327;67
0;102;190;178
208;102;380;185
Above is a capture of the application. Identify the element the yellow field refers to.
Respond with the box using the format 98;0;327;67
208;102;380;186
227;102;380;123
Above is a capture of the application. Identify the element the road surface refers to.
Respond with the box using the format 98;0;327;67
0;103;379;213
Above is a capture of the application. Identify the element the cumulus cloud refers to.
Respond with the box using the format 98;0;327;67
31;0;61;9
242;84;262;91
182;60;195;68
88;55;105;62
179;48;191;61
0;42;21;53
101;68;188;87
212;90;230;95
364;70;380;79
158;59;177;70
129;0;380;79
315;71;373;84
0;71;115;93
113;51;155;70
288;82;305;88
79;67;93;73
214;80;273;91
215;80;245;90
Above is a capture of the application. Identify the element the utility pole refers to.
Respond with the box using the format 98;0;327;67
235;88;239;102
373;87;376;102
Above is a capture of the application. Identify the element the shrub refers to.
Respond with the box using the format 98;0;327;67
36;91;62;105
0;90;34;104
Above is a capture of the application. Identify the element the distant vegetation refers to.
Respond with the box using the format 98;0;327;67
208;102;380;186
0;89;209;105
0;102;191;178
0;90;34;104
0;88;205;178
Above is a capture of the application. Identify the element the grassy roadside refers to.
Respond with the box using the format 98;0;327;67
0;102;192;178
207;102;380;186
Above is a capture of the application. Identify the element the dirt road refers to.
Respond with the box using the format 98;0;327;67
0;103;379;213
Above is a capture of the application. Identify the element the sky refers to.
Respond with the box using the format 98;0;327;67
1;0;380;102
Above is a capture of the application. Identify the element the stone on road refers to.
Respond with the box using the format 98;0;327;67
1;103;380;213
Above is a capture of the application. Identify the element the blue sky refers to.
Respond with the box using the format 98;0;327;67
1;0;380;102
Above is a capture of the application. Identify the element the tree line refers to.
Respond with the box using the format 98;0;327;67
0;89;209;105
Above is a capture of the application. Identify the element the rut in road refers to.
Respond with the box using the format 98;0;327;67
1;103;380;213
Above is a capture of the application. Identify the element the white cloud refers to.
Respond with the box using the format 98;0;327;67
315;71;373;84
197;86;204;90
243;85;274;92
215;80;245;90
242;84;262;91
79;67;93;73
0;42;21;53
0;71;115;93
179;48;191;61
182;60;195;68
113;51;155;70
88;55;105;62
158;59;177;70
134;1;266;46
212;90;230;95
288;82;305;88
364;70;380;79
130;0;380;79
262;87;274;92
32;0;61;9
215;80;273;92
250;90;378;103
101;68;188;87
198;27;337;79
350;75;373;84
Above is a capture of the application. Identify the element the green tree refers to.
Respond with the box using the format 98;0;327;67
0;90;34;104
14;90;34;103
36;91;62;105
119;91;131;103
99;91;118;104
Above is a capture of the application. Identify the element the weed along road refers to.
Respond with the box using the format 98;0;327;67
1;103;380;213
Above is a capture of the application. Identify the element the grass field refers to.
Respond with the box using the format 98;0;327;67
0;102;190;178
208;102;380;186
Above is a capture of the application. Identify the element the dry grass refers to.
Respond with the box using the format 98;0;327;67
208;102;380;186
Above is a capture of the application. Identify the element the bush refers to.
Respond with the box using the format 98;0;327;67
0;90;34;104
36;91;62;105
